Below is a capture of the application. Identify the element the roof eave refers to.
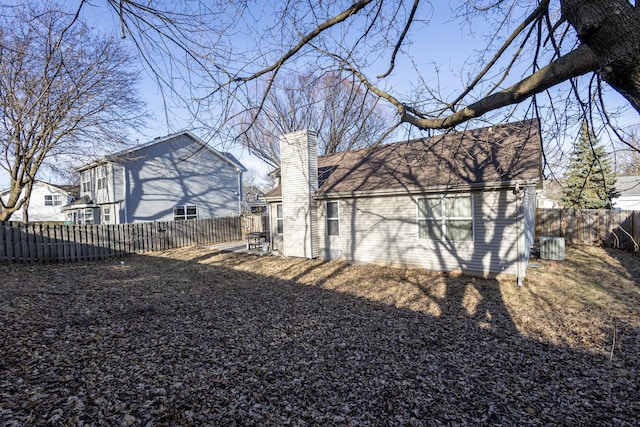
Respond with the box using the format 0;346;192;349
315;178;541;200
263;178;540;203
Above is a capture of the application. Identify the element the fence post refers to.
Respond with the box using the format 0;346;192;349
0;222;5;263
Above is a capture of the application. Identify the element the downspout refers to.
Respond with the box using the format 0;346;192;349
515;183;523;286
122;166;128;224
237;168;243;215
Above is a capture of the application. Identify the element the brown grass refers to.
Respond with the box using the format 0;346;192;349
175;244;640;354
1;245;638;425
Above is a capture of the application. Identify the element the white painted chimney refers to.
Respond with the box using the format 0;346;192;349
279;129;319;258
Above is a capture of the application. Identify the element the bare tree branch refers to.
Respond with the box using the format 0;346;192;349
0;3;146;221
376;0;420;79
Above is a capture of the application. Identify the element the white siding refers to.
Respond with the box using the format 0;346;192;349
270;203;284;253
280;130;319;259
614;195;640;210
95;163;118;204
316;189;528;277
1;182;71;223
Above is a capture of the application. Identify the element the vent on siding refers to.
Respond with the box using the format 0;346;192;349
539;236;565;261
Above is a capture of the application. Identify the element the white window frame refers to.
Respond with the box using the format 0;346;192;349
417;194;474;242
102;206;111;223
78;208;94;225
174;205;197;220
44;194;62;206
97;166;107;190
275;203;283;234
326;201;339;236
81;172;91;194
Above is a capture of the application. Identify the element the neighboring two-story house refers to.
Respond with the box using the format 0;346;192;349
0;181;78;223
63;131;247;224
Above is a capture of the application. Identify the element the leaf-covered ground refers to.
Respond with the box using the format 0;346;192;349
1;245;638;426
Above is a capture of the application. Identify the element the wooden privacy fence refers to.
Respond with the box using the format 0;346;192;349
536;208;640;251
0;215;267;263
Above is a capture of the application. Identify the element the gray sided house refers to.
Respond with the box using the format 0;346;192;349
63;131;246;224
264;120;542;283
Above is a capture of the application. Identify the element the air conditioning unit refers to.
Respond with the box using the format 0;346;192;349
539;236;565;261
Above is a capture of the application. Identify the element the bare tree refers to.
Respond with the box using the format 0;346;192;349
0;2;145;221
60;0;639;168
235;71;393;168
616;127;640;176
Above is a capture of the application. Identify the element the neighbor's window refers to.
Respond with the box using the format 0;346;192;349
44;194;62;206
83;208;94;225
186;205;197;219
81;172;91;193
276;203;283;234
102;206;111;223
174;205;197;220
97;166;107;190
417;195;473;242
326;201;339;236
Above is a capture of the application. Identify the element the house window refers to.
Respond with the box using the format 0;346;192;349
79;208;94;225
102;206;111;223
326;201;339;236
174;205;197;220
97;166;107;190
81;172;91;193
276;203;283;234
44;194;62;206
417;195;473;242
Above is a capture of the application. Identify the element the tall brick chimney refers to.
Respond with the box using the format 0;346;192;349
279;130;319;258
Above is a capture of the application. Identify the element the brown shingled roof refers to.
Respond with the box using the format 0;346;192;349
265;119;541;199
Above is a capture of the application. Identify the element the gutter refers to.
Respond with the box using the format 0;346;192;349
313;179;541;200
263;179;540;204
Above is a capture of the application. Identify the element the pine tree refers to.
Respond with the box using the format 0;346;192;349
562;121;619;209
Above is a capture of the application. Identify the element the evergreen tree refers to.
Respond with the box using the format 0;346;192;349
562;121;619;209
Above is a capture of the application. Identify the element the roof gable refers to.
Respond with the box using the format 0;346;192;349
75;131;247;172
0;180;76;197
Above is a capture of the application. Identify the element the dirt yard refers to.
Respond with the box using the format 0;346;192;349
1;245;638;425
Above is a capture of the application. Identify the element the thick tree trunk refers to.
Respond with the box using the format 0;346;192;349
562;0;640;114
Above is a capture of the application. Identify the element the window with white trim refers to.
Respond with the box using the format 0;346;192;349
102;206;111;223
97;166;107;190
174;205;197;220
81;172;91;193
326;201;339;236
44;194;62;206
276;203;283;234
417;195;473;242
79;208;94;225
